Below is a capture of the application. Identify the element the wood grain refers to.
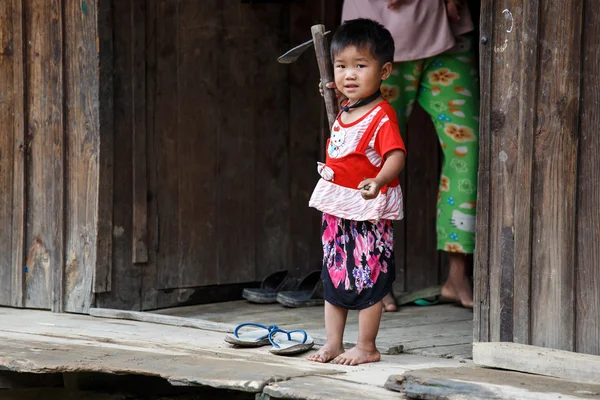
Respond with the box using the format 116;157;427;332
63;0;101;312
530;0;582;351
473;0;493;343
575;0;600;356
24;0;65;311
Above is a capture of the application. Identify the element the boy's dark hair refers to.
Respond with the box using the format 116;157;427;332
330;18;395;65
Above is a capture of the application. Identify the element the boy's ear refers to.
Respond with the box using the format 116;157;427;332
381;62;393;80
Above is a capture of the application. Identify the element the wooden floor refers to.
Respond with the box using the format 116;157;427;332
152;300;474;359
0;307;467;400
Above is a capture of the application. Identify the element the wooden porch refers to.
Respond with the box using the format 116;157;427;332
2;306;600;399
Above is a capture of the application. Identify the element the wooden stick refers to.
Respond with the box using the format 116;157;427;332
310;25;336;131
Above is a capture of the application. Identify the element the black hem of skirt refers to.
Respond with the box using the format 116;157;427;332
322;280;394;311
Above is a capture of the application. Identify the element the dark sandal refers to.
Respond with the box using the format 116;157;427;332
276;270;324;308
242;270;291;304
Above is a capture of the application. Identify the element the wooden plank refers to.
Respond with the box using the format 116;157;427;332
576;0;600;357
23;0;65;311
473;342;600;385
530;0;582;351
404;105;441;290
0;334;334;394
141;0;158;310
288;1;323;277
63;0;101;313
9;0;26;309
0;0;16;306
154;0;182;289
473;0;493;344
95;0;141;310
511;0;541;345
402;366;600;400
94;0;114;294
252;3;290;282
88;308;236;333
217;0;256;284
263;376;400;400
498;227;514;342
485;0;525;342
131;0;148;265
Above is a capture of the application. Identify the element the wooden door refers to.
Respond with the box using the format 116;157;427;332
475;0;600;355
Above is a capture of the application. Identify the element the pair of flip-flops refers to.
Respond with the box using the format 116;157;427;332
224;323;315;356
242;270;324;308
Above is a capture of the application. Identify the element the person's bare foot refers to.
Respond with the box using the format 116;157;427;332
453;276;473;308
441;254;474;308
441;281;460;302
381;292;397;312
331;345;380;366
307;342;345;363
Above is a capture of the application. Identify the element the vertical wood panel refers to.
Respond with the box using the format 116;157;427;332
575;0;600;356
217;1;256;284
0;0;16;306
10;0;26;308
530;0;582;351
512;0;541;345
175;0;219;287
253;3;290;280
473;0;493;343
95;0;114;294
24;0;64;311
404;105;440;290
487;0;521;342
63;0;101;312
288;1;323;277
154;0;181;289
96;0;141;310
131;0;148;265
142;0;158;309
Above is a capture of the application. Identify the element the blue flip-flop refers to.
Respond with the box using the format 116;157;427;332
268;328;314;355
224;323;279;347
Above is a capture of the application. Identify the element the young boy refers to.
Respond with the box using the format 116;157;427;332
307;18;406;366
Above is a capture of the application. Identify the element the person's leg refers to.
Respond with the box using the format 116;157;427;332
307;301;348;362
331;300;382;365
417;36;480;308
380;60;424;312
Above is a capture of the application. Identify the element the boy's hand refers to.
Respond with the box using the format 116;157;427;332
358;178;382;200
446;0;462;22
318;81;347;105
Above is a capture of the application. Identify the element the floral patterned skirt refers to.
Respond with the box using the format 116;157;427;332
321;213;395;310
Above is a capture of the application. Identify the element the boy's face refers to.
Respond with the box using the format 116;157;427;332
333;45;392;103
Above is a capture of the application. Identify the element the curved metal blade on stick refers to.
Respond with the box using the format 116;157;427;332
277;31;330;64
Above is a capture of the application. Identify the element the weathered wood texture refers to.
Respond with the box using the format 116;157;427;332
476;0;599;355
576;0;600;357
63;0;101;312
0;0;26;308
401;365;600;400
0;0;101;312
1;0;455;312
473;342;600;385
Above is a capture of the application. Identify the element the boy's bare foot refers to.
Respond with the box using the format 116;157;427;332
307;342;345;363
331;345;380;366
381;293;397;312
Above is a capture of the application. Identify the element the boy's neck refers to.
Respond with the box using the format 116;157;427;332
340;95;384;124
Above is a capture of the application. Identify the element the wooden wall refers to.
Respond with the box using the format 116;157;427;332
0;0;451;312
475;0;600;355
0;0;101;312
93;0;450;311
